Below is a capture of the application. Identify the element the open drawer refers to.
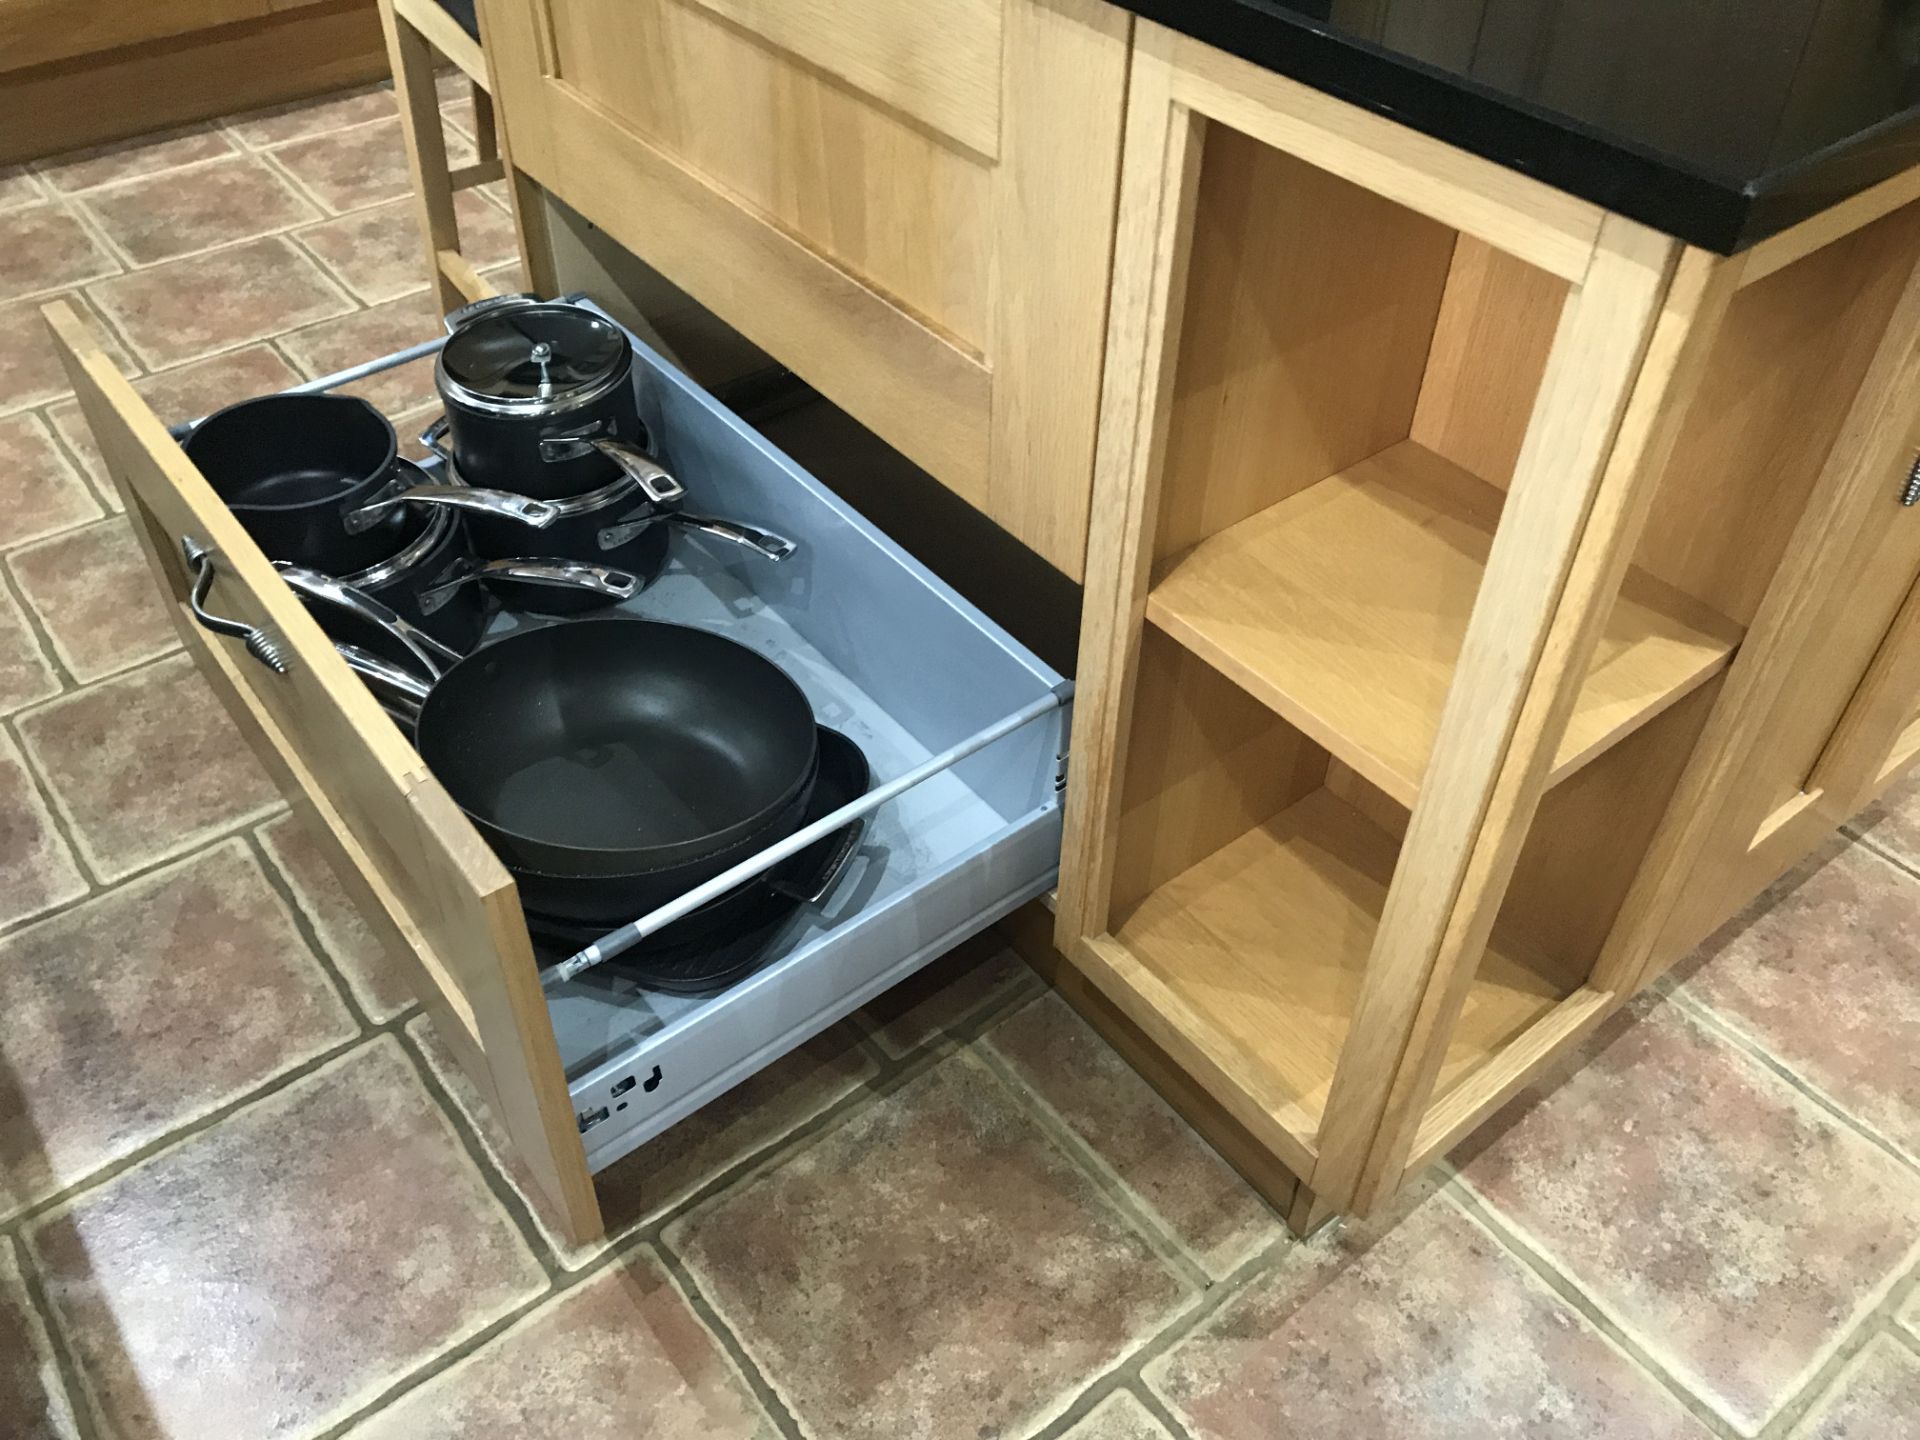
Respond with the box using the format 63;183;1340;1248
46;299;1070;1246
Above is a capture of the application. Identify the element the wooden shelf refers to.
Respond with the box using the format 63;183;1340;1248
1145;439;1743;808
1096;787;1572;1153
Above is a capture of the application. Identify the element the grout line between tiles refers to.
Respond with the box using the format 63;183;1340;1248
0;556;70;690
1662;984;1920;1182
970;1035;1214;1292
240;824;379;1035
392;1023;563;1282
1842;822;1920;886
3;1020;403;1242
0;206;123;307
1752;1253;1920;1439
7;1235;100;1440
19;411;120;528
649;1244;809;1440
1443;1176;1745;1438
1038;1226;1298;1440
253;145;353;221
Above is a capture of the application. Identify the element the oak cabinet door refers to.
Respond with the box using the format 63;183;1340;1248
476;0;1129;578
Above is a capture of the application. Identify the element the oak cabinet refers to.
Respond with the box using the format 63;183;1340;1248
1051;20;1920;1229
477;0;1131;579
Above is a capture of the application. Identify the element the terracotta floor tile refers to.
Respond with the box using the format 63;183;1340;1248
860;933;1038;1057
0;727;86;934
271;116;473;214
9;518;177;681
305;190;519;304
0;576;61;716
412;1014;876;1267
0;1239;80;1440
43;402;101;490
0;166;47;210
87;235;352;370
0;840;356;1219
1148;1195;1705;1440
437;68;482;139
28;1038;546;1440
80;155;319;266
16;653;282;882
1061;1390;1176;1439
394;402;445;461
668;1051;1192;1440
34;124;235;193
0;411;102;550
0;292;135;416
280;290;445;414
1787;1334;1920;1440
1456;1002;1920;1435
348;1250;774;1439
258;811;412;1021
987;992;1280;1277
132;340;304;426
225;85;398;148
42;343;296;511
0;205;120;303
1850;767;1920;871
1676;840;1920;1161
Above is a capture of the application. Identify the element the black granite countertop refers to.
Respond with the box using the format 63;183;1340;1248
1111;0;1920;253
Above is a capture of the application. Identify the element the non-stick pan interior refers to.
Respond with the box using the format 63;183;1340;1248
419;619;817;857
185;393;396;510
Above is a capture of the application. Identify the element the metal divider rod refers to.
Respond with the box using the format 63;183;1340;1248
544;689;1069;987
165;334;453;439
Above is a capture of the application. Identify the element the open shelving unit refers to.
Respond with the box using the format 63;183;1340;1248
1146;437;1742;806
1063;24;1920;1231
1062;103;1773;1205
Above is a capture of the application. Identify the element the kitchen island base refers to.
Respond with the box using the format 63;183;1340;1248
1053;22;1920;1230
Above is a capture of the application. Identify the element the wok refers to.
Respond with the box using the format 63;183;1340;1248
328;610;820;877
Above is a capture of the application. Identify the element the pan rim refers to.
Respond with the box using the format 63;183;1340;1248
417;615;819;862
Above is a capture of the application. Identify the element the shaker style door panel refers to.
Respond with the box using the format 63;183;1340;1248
478;0;1130;577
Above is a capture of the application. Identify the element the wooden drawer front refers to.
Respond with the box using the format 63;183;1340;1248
0;0;270;71
541;0;990;349
480;0;1129;578
45;302;604;1246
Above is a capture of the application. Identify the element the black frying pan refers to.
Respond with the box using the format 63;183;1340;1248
415;618;819;874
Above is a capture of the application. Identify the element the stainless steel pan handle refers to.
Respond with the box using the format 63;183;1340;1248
181;538;290;674
417;557;640;605
274;564;461;676
333;643;430;728
541;435;686;506
600;510;797;561
344;484;560;534
765;817;865;907
418;413;454;465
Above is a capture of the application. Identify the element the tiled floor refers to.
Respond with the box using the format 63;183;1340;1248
3;84;1920;1440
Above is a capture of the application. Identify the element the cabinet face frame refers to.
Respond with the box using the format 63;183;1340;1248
474;0;1130;578
44;303;607;1249
1051;22;1745;1219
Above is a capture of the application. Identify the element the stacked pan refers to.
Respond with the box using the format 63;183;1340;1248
398;295;797;604
339;614;870;993
183;389;637;663
184;297;845;990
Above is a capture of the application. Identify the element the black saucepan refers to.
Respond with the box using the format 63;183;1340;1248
185;393;413;572
431;297;670;501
